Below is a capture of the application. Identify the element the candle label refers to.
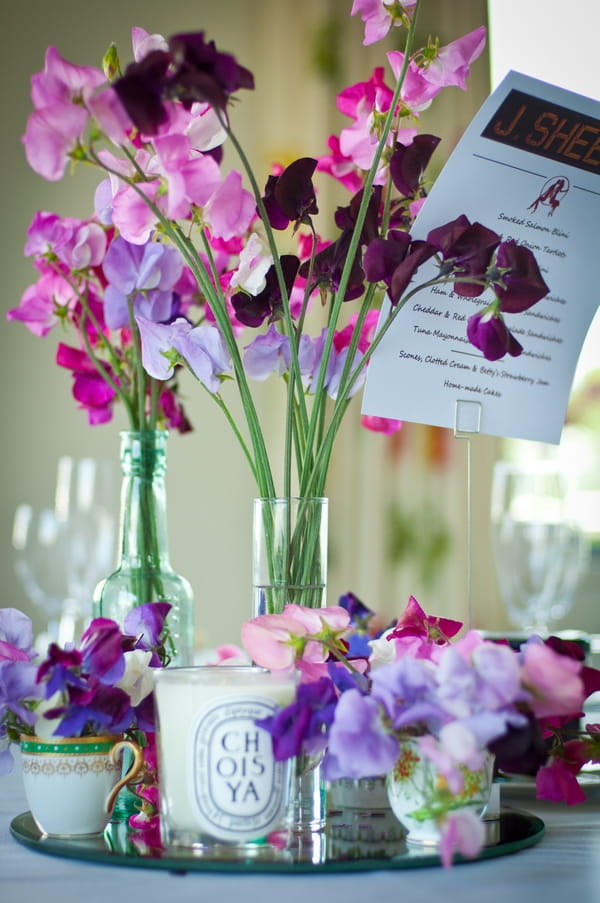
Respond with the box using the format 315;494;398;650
189;695;288;840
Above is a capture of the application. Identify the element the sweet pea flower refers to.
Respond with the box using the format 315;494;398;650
351;0;416;46
535;752;588;806
56;343;117;425
116;650;155;707
324;688;399;779
439;808;486;869
136;315;231;393
7;271;77;338
466;309;523;361
520;640;585;719
102;236;183;330
23;46;105;181
80;617;126;685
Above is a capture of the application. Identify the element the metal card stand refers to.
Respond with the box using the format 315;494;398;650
453;399;482;631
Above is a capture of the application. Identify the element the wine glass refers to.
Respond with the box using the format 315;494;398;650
12;457;118;646
490;460;588;636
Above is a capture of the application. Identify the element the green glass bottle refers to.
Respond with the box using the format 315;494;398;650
93;430;194;665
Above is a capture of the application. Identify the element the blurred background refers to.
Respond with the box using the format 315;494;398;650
1;0;598;651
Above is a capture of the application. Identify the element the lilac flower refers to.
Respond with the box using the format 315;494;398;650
102;236;183;330
371;657;447;732
324;688;398;780
136;316;231;392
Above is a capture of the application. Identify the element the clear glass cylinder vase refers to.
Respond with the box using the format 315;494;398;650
93;430;194;665
252;497;328;616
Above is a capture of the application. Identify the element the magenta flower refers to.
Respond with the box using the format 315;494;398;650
7;271;77;338
387;595;462;646
535;753;588;805
56;343;117;425
79;618;126;685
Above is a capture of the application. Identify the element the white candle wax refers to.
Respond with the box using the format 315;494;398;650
153;665;296;846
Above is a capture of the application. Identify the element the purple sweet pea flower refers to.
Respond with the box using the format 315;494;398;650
371;657;447;732
0;660;42;727
494;240;549;313
47;680;133;737
324;688;399;780
257;677;337;760
0;608;36;659
102;237;183;330
466;309;523;361
124;603;171;649
79;618;126;685
136;315;231;392
36;645;85;698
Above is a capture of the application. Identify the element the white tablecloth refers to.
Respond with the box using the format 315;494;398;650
2;760;599;903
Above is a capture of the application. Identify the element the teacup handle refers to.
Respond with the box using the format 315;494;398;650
105;739;145;815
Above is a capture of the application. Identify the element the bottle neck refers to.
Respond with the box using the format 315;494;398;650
117;430;170;569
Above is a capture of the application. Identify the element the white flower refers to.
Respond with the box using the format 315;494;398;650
368;629;396;669
229;233;273;295
116;649;154;706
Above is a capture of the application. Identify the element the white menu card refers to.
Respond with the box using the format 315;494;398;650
361;71;600;444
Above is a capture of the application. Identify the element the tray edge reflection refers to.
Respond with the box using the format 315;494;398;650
10;808;545;874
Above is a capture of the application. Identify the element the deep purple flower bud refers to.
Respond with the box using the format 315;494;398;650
262;174;290;230
428;216;502;297
389;134;441;197
166;32;254;113
232;255;299;327
301;231;365;302
262;158;318;230
113;50;171;134
364;232;435;304
489;713;548;776
334;186;382;245
467;309;523;361
494;240;549;312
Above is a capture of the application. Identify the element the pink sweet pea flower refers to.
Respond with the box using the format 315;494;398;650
23;46;105;181
439;808;486;868
361;415;403;435
520;641;585;719
204;169;256;240
241;612;311;670
351;0;416;47
7;271;77;337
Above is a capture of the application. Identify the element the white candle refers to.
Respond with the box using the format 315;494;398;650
153;665;297;847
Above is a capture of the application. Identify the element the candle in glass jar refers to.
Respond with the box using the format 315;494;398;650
153;665;297;848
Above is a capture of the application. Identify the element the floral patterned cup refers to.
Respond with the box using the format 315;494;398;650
20;734;144;835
